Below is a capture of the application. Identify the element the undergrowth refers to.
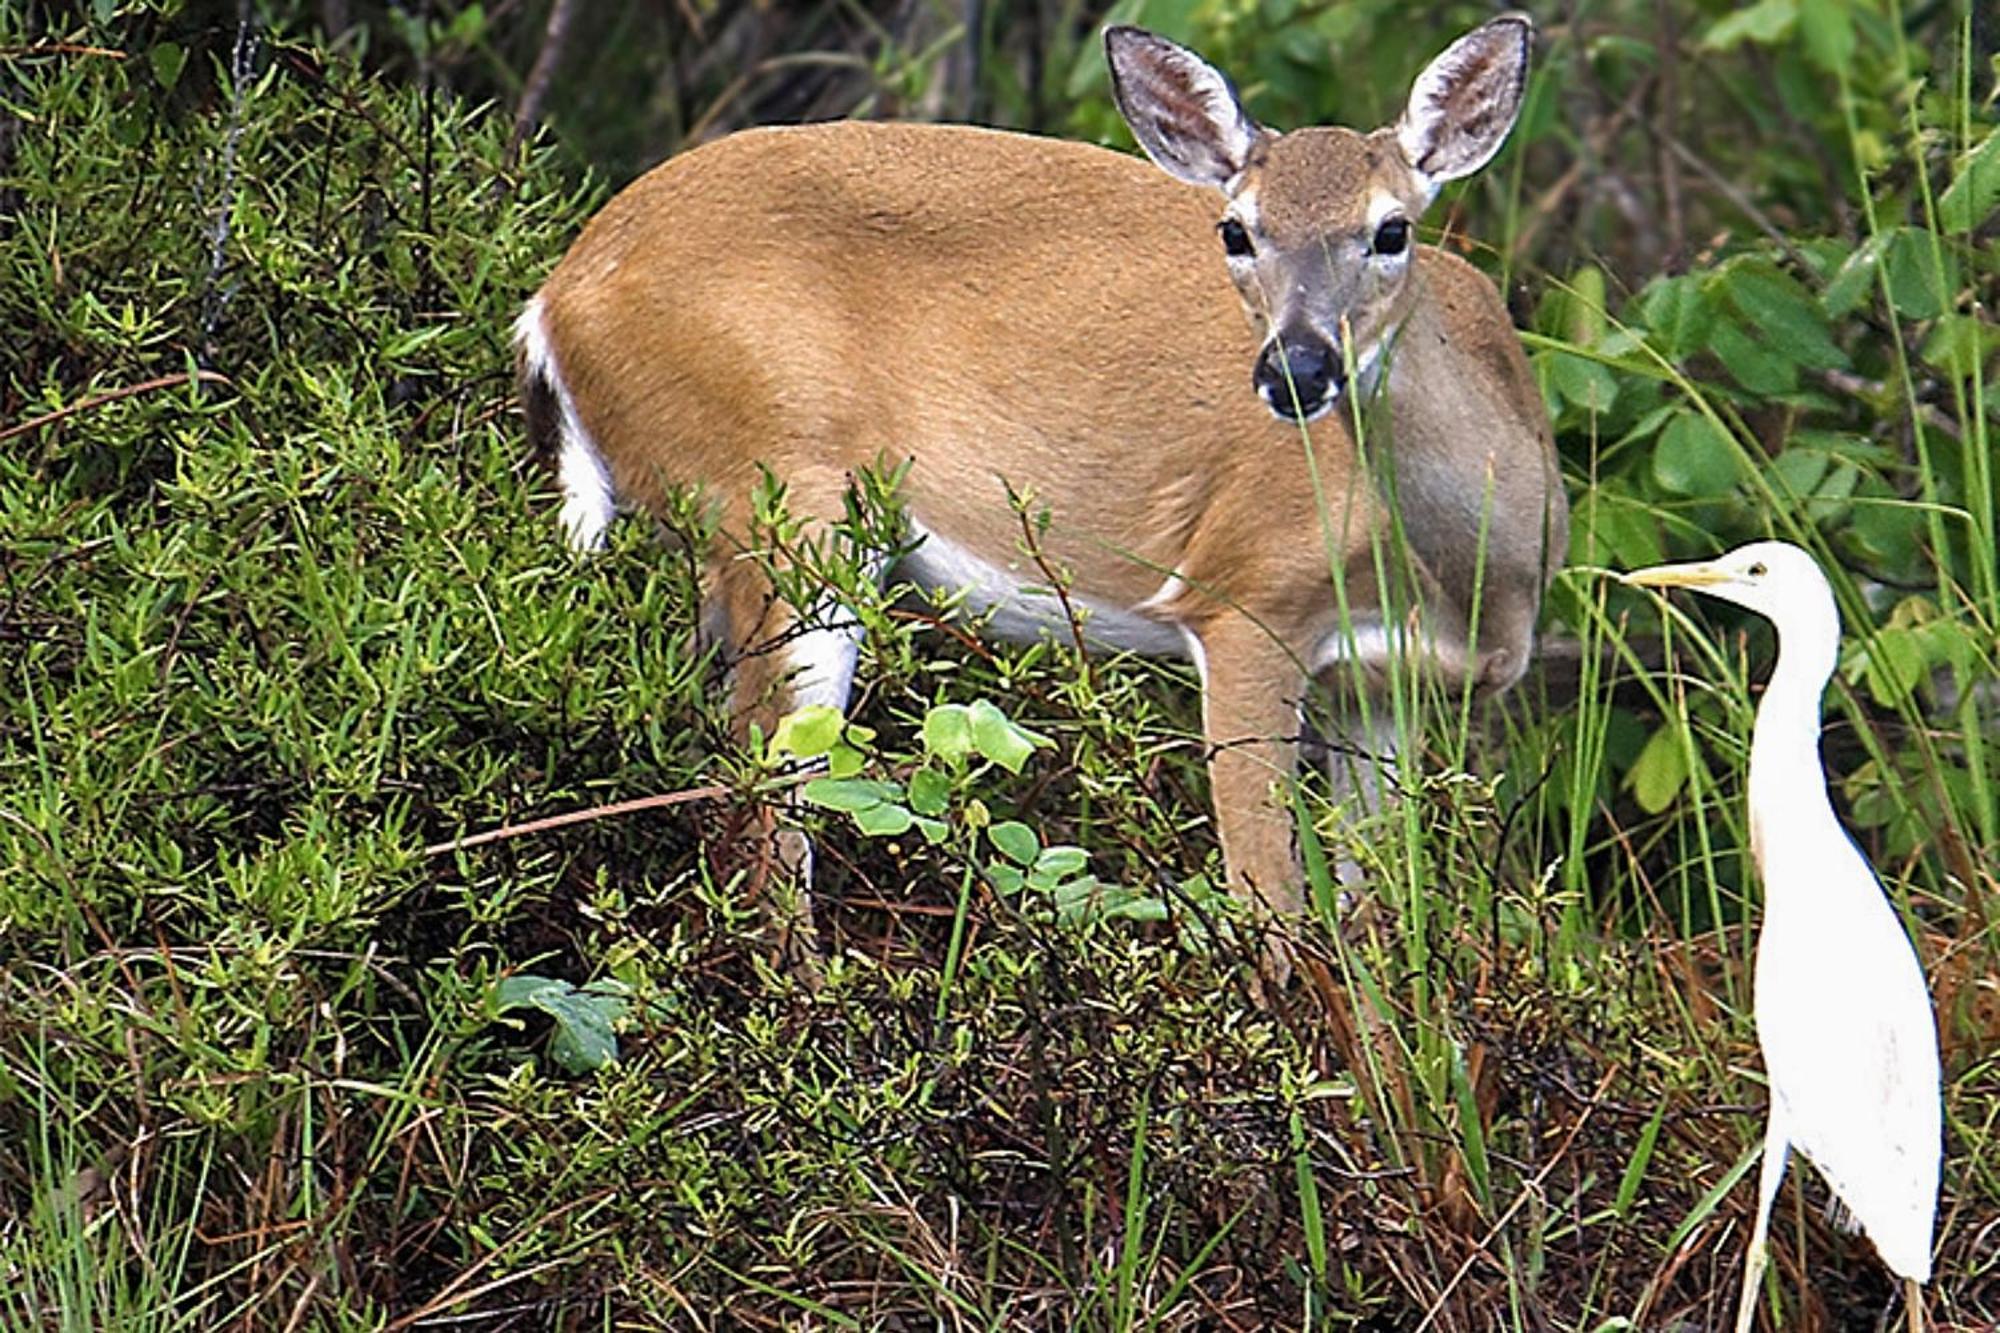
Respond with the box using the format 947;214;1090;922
1;1;1996;1330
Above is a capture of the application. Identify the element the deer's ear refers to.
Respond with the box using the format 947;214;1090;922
1396;13;1532;191
1106;26;1263;190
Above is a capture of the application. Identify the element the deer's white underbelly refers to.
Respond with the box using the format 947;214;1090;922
897;518;1190;658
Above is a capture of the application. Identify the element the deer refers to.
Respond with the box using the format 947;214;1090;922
514;14;1567;979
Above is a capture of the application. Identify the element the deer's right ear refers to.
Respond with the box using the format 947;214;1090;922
1105;27;1262;191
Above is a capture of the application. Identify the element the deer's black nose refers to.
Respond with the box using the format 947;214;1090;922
1253;337;1344;421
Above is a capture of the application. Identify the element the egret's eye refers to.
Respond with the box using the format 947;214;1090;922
1373;217;1411;256
1218;218;1255;258
1749;561;1769;577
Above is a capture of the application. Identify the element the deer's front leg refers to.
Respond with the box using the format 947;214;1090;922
1188;612;1310;924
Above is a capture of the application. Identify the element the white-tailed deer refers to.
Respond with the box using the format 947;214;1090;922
516;15;1567;967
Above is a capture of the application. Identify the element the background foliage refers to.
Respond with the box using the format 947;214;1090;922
2;0;1996;1328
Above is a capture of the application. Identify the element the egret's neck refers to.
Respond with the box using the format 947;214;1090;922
1745;606;1843;878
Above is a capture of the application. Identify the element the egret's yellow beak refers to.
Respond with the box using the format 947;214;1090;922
1619;560;1734;590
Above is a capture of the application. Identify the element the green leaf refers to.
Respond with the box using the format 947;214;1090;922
1701;0;1797;50
1628;725;1690;815
1034;846;1090;879
1548;352;1619;415
541;983;627;1073
1615;1099;1670;1219
1864;628;1928;708
149;42;186;92
1716;260;1845;370
1638;275;1715;361
1883;228;1947;320
800;777;902;812
1797;0;1854;73
988;820;1040;866
968;699;1048;774
852;801;915;837
826;744;866;779
1766;447;1858;519
921;704;975;766
914;815;951;845
493;975;566;1013
1821;234;1885;318
1580;501;1665;570
1920;314;2000;374
1650;411;1741;497
986;863;1026;896
907;766;951;817
1705;318;1797;394
492;975;628;1073
772;705;845;760
1938;130;2000;235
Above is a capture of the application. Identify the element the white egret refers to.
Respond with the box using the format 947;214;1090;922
1620;540;1940;1333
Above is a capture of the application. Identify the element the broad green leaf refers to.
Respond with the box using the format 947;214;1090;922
826;744;865;779
1883;228;1948;320
1701;0;1797;50
986;862;1026;896
772;705;845;760
1821;233;1885;318
1034;846;1090;879
907;766;951;816
1578;500;1664;570
1797;0;1854;73
1650;411;1740;497
968;699;1049;774
492;976;628;1073
542;982;627;1073
1846;500;1925;569
801;776;902;812
1564;264;1610;344
921;703;975;765
1766;448;1858;519
914;815;951;845
493;975;566;1013
1638;275;1714;361
1706;318;1797;394
1856;626;1927;708
1920;314;2000;374
852;801;915;837
1628;724;1690;815
988;820;1040;866
1548;352;1619;415
1716;260;1845;370
1938;130;2000;235
150;42;186;91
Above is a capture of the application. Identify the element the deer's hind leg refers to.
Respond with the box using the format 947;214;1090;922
703;475;877;968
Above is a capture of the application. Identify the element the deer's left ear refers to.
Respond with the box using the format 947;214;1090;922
1396;13;1533;194
1106;26;1265;191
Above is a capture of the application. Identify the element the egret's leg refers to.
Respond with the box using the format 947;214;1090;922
1733;1119;1790;1333
1904;1278;1923;1333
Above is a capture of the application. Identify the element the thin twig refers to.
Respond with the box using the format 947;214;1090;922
0;372;234;445
423;779;804;857
509;0;580;163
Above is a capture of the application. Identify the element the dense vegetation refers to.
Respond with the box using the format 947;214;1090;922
2;0;1995;1327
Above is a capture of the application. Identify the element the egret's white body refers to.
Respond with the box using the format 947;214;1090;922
1621;541;1941;1333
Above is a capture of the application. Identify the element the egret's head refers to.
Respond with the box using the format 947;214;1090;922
1619;540;1841;645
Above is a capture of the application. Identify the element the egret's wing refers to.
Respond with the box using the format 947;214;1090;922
1757;882;1941;1281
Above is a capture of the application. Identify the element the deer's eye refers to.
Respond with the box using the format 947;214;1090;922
1218;217;1255;258
1372;217;1411;256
